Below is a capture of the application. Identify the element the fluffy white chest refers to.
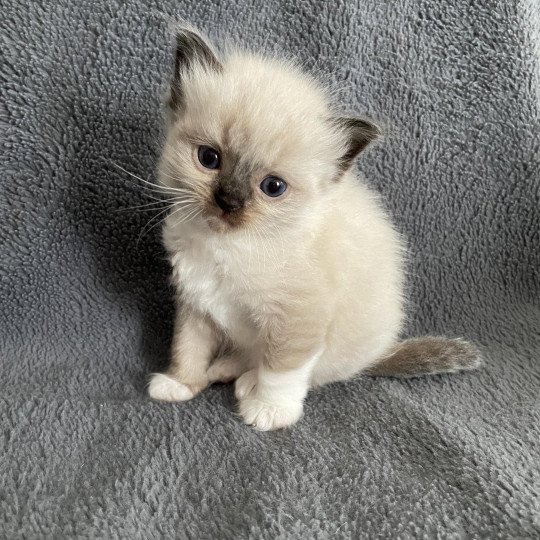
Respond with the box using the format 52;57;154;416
169;242;253;343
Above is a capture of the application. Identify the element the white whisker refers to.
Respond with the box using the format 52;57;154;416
136;205;175;245
110;160;196;198
117;196;197;213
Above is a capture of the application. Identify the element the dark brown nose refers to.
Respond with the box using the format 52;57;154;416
213;187;244;213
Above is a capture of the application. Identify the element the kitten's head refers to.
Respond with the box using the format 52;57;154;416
160;27;380;233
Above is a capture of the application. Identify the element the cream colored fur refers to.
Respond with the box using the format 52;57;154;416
148;30;405;430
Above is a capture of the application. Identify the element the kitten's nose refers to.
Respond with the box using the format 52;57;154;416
213;187;244;213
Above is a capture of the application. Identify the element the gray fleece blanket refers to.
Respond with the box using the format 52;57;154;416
1;0;539;538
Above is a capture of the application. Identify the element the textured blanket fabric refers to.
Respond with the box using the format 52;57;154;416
1;0;539;537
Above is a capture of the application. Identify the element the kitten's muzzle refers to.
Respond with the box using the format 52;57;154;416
213;186;245;213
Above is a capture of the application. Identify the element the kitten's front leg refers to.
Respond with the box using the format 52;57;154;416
148;306;218;402
236;347;321;431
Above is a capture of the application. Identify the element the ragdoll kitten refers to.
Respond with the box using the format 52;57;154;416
148;27;482;430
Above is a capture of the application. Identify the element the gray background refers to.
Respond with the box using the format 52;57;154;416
1;0;539;537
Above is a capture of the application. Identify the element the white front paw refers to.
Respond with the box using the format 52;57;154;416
238;396;304;431
148;373;194;402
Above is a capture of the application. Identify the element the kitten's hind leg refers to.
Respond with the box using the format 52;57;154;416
148;307;219;402
207;352;250;384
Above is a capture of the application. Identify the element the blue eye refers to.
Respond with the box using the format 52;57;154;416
260;176;287;197
197;146;220;169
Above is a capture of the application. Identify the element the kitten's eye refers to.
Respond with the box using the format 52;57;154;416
260;176;287;197
197;146;220;169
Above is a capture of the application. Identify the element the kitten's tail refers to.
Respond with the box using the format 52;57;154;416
365;337;482;378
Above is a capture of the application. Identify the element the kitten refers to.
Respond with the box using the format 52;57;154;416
148;27;482;430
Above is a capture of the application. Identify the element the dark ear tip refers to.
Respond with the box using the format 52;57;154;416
334;116;384;171
335;116;382;138
355;118;383;141
174;27;200;53
169;25;221;113
172;25;221;71
371;121;384;138
175;26;200;44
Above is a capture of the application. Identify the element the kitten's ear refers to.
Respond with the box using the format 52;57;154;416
169;27;222;111
334;117;382;171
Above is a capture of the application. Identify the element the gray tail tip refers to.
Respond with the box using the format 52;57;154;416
366;336;484;378
451;338;484;370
